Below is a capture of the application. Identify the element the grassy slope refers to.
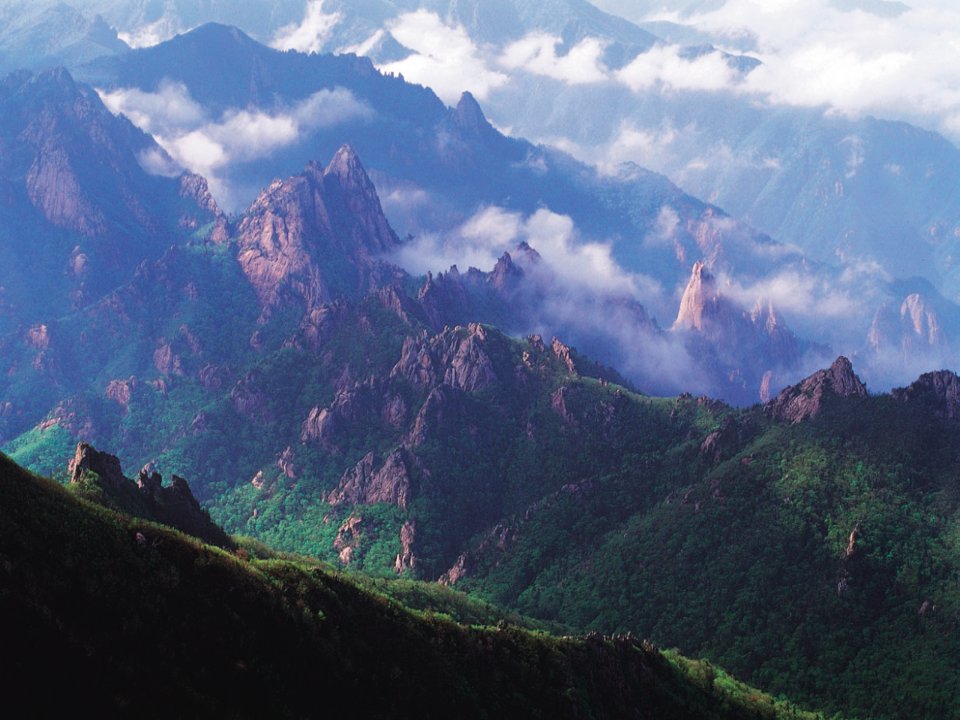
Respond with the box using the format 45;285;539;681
0;451;829;720
455;394;960;720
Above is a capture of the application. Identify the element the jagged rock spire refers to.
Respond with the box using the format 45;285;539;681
674;261;721;332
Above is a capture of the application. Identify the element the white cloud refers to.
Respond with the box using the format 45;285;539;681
459;206;525;249
98;83;372;208
646;206;681;248
525;208;650;296
389;206;520;276
99;80;205;135
377;11;509;104
390;205;660;300
495;30;740;96
136;147;181;177
271;0;342;54
499;33;610;84
673;0;960;141
617;44;739;92
162;129;227;174
602;121;688;175
721;269;863;324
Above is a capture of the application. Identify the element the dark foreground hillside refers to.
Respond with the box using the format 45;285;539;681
0;451;827;720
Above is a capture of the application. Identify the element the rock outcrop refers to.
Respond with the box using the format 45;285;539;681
869;293;945;354
328;449;414;510
300;377;407;451
68;443;230;547
551;337;579;375
766;357;868;423
178;172;228;242
891;370;960;420
440;523;520;586
551;386;577;425
105;377;138;411
333;515;366;565
230;371;271;422
69;442;126;491
394;521;417;574
291;300;349;353
391;323;498;393
276;446;297;479
699;416;740;464
405;384;469;447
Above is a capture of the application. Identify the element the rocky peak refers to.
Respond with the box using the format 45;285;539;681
489;251;525;291
452;91;496;140
236;147;399;312
9;68;171;236
33;66;79;94
0;67;220;333
672;262;808;403
323;145;398;255
416;268;472;330
891;370;960;420
513;241;541;264
178;173;221;216
767;356;868;423
325;145;367;189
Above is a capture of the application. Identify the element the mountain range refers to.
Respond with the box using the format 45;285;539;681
1;2;959;719
70;17;960;395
